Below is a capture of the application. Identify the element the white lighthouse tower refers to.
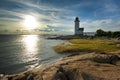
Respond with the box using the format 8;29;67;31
74;17;84;36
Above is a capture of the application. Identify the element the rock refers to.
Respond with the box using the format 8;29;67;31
91;53;120;64
116;44;120;47
1;52;120;80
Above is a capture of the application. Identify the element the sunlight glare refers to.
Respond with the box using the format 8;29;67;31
23;15;38;29
23;35;38;54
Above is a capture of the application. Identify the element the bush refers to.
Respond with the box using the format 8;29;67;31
95;29;120;38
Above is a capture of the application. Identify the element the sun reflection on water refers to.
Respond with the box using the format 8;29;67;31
22;35;38;54
22;35;39;68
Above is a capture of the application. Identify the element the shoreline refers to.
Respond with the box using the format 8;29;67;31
0;52;83;76
1;51;120;80
0;35;120;80
0;35;66;75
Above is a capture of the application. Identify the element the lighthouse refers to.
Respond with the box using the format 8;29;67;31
74;17;84;36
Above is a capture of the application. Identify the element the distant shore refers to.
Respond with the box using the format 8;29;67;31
47;35;91;40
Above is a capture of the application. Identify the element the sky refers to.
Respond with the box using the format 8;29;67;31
0;0;120;34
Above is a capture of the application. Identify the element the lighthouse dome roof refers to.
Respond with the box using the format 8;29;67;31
75;17;80;21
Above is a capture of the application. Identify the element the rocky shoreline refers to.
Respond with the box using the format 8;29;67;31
1;51;120;80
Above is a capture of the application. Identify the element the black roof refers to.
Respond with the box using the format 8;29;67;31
78;28;84;30
75;17;80;21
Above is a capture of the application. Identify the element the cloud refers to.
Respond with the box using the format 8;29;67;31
93;0;120;19
104;1;119;13
34;24;74;35
0;0;120;34
0;0;73;29
81;19;120;32
11;0;65;11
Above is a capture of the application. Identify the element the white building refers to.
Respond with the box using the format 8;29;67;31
74;17;84;36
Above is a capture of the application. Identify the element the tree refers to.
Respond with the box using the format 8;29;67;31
95;29;120;38
95;29;106;37
112;31;120;38
106;31;112;38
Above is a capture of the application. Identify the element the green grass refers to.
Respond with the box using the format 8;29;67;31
54;39;120;53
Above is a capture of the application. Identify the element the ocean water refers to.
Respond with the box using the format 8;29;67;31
0;35;65;75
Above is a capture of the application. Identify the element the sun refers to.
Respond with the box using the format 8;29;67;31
23;15;38;29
